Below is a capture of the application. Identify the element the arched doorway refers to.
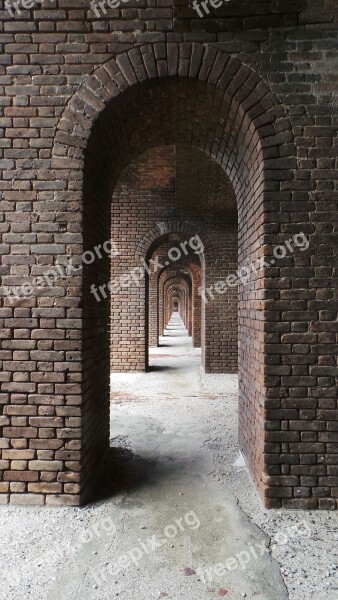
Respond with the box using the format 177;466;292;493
51;44;297;507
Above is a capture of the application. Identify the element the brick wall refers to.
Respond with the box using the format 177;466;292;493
0;0;337;507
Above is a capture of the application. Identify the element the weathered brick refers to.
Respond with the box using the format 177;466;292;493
0;7;336;511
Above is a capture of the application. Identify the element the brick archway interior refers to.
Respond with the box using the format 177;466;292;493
80;70;283;506
5;45;323;509
109;145;237;374
147;240;200;350
161;271;192;337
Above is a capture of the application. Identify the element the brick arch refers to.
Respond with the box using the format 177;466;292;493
167;287;187;329
135;219;214;263
48;43;300;508
158;262;201;345
162;271;193;335
165;278;191;331
146;234;202;349
53;43;294;180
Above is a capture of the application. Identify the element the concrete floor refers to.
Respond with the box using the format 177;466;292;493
0;314;337;600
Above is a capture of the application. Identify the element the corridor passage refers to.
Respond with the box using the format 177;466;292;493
104;316;286;600
148;312;200;374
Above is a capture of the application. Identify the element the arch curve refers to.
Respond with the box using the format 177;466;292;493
135;218;214;262
53;43;293;161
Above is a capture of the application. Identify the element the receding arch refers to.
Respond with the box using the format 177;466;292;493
136;219;214;264
158;262;202;347
50;43;297;506
144;227;204;354
162;271;192;337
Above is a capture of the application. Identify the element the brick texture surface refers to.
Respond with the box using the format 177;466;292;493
0;0;337;508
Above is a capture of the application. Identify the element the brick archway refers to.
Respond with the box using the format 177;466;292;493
2;43;307;508
52;44;296;507
162;272;192;336
158;263;202;347
135;219;214;264
144;228;204;367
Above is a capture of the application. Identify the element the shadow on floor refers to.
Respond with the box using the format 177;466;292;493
93;446;182;502
146;364;177;372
